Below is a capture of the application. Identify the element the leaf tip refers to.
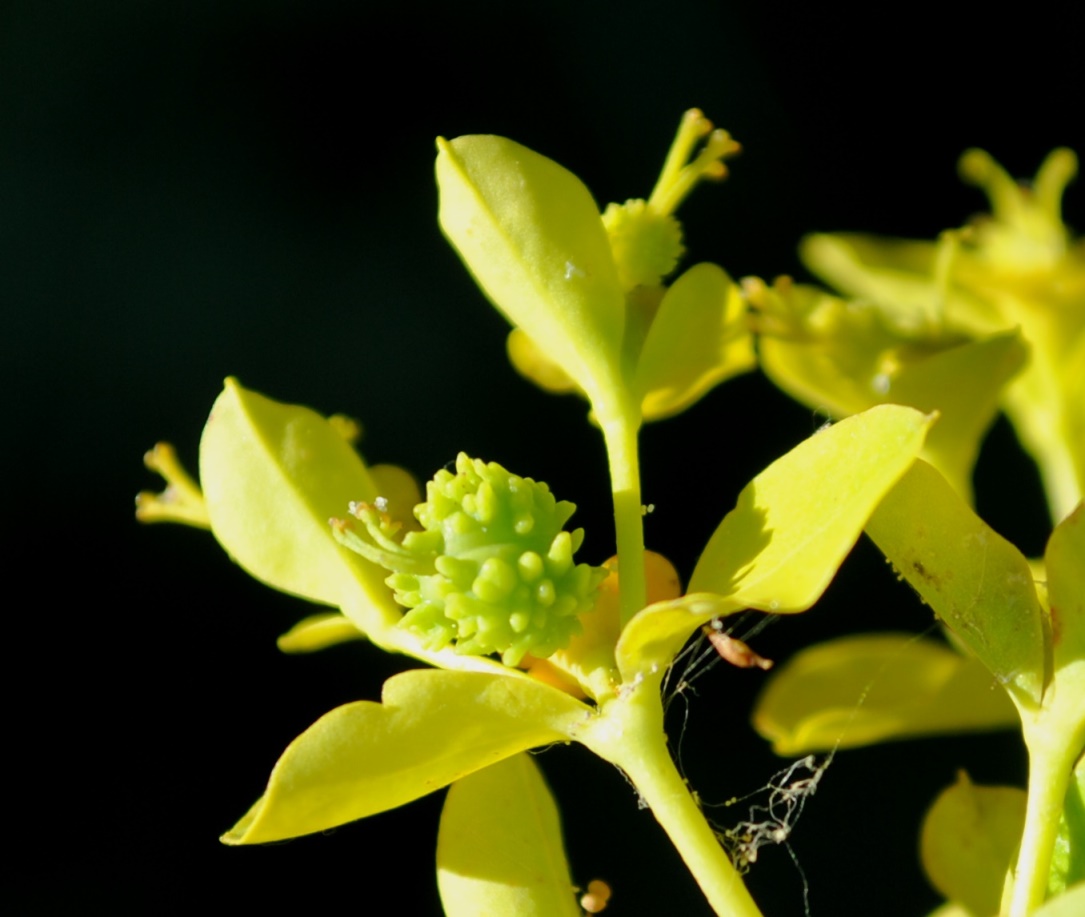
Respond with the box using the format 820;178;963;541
219;798;263;846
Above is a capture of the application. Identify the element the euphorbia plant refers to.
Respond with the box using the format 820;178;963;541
138;111;1082;915
750;149;1084;917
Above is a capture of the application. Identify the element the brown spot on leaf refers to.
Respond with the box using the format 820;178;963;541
911;559;940;587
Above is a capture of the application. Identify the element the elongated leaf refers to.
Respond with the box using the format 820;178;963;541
865;460;1046;706
688;405;933;606
222;670;588;845
437;754;580;917
752;634;1017;755
199;378;401;633
436;136;625;414
920;772;1026;917
616;407;930;681
635;262;754;421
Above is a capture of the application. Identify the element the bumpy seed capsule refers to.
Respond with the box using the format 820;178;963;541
333;453;607;666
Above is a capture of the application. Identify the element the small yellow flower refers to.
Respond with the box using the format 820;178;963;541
438;110;752;427
799;149;1083;521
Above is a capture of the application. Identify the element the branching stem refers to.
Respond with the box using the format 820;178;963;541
579;683;764;917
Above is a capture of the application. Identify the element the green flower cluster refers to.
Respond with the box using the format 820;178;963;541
336;453;606;666
601;198;684;290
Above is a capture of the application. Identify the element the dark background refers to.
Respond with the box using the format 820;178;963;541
5;1;1081;914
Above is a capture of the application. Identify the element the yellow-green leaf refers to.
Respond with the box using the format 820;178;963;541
616;407;930;681
635;262;754;421
506;328;579;395
221;669;588;845
437;754;580;917
920;773;1026;917
436;135;626;416
688;405;933;608
886;331;1025;504
761;318;1025;504
1049;757;1085;896
752;634;1017;755
616;592;745;683
1033;883;1085;917
199;378;401;633
1047;503;1085;670
277;613;365;653
866;460;1047;706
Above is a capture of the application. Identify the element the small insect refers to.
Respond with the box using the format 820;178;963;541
702;619;773;670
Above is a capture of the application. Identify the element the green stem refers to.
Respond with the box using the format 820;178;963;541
579;685;763;917
600;413;646;626
1007;709;1085;916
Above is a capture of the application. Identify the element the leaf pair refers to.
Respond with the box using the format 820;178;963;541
754;460;1084;915
193;378;930;852
616;404;935;681
436;129;754;428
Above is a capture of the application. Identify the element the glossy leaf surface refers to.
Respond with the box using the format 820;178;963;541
617;405;931;678
222;670;588;845
688;405;932;605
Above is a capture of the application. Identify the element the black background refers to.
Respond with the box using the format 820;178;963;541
5;1;1081;914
